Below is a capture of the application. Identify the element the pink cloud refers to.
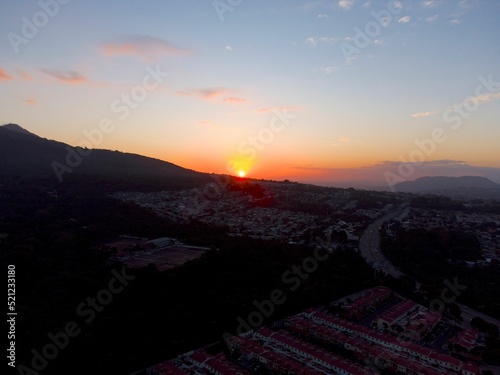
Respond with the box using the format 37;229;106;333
25;98;37;106
178;87;248;105
177;87;229;100
256;106;302;114
16;69;32;81
0;68;13;81
223;97;247;104
101;35;193;61
40;69;87;84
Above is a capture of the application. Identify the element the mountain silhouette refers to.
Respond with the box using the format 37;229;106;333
2;123;40;137
0;124;204;183
394;176;500;198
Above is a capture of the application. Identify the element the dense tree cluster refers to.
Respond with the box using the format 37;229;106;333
1;178;377;375
380;227;500;320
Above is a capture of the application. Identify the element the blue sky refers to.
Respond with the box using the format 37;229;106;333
1;0;500;187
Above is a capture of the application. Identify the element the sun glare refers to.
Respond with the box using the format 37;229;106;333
238;170;246;177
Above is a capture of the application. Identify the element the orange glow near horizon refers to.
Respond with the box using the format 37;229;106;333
225;155;254;177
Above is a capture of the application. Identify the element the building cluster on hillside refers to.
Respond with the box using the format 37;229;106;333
134;286;483;375
112;185;383;244
394;208;500;264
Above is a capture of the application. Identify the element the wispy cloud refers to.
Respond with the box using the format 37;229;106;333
425;15;439;22
25;98;37;106
285;159;500;187
17;69;32;81
101;35;193;61
319;36;338;43
375;159;468;168
256;106;302;114
332;137;354;146
225;45;233;51
178;87;249;105
338;0;354;10
223;97;246;104
321;66;340;74
398;16;411;23
468;92;500;104
305;36;338;47
421;0;440;8
289;164;333;172
0;68;13;81
177;87;228;100
411;110;438;118
447;0;477;23
305;37;318;47
317;13;328;18
412;92;500;118
40;69;87;84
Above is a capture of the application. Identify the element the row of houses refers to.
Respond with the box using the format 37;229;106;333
284;315;446;375
151;350;252;375
339;285;394;321
227;328;371;375
305;309;478;375
136;286;483;375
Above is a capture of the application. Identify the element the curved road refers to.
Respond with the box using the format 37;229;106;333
360;204;500;326
359;204;500;374
358;204;408;280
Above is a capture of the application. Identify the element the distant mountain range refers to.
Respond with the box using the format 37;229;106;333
3;124;500;200
394;176;500;199
0;124;205;183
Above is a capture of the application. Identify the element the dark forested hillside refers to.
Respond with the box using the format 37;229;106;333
0;124;205;183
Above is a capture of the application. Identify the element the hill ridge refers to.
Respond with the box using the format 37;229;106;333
395;175;500;193
0;124;204;183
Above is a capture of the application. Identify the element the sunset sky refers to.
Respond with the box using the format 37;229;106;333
1;0;500;187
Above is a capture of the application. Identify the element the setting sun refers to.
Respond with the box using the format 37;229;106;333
238;170;246;177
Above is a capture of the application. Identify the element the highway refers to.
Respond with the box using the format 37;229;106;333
359;204;500;374
458;302;500;327
359;206;500;324
358;204;408;280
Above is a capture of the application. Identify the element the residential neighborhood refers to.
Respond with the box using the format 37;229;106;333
111;182;392;246
389;206;500;264
135;286;487;375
